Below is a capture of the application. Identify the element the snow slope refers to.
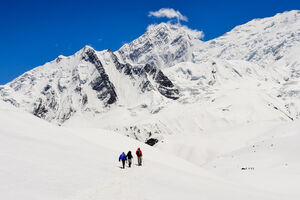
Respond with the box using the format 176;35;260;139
157;120;300;199
194;10;300;68
64;59;293;144
203;122;300;198
0;100;287;200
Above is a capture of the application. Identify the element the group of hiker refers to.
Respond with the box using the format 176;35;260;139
119;148;143;169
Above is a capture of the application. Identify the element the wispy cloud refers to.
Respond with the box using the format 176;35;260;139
148;8;188;24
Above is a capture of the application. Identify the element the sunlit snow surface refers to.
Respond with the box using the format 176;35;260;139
1;100;299;200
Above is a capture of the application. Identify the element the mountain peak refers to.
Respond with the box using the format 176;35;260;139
77;45;96;55
116;22;203;68
146;22;204;40
83;45;94;51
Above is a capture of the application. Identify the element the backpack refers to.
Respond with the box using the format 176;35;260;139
136;150;141;157
127;152;133;159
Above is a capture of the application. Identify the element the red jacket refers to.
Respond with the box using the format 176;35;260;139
136;148;142;156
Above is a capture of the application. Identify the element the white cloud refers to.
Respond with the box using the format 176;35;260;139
148;8;188;23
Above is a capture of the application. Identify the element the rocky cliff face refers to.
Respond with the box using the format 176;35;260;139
82;48;118;105
107;49;179;99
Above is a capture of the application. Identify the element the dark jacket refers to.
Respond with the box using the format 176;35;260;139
127;151;133;159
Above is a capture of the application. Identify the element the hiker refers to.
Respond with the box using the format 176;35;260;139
126;151;133;168
119;152;127;169
136;148;143;166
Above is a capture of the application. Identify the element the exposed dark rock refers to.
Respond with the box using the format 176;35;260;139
145;138;159;146
58;81;66;93
61;107;76;122
171;36;183;45
90;77;117;105
82;48;118;105
82;94;88;105
110;50;134;76
33;87;59;121
44;85;51;92
109;50;179;99
33;98;48;118
56;57;63;63
3;98;19;107
108;51;155;93
75;87;81;93
144;64;179;99
128;41;153;62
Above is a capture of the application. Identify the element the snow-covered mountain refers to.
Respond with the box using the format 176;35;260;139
194;10;300;69
189;10;300;119
116;22;203;68
0;46;179;123
2;10;300;200
1;10;300;143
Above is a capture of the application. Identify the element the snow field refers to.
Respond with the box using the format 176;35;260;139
0;100;290;200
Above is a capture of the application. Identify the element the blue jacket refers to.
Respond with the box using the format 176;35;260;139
119;153;127;161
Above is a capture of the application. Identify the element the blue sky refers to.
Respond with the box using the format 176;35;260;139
0;0;299;84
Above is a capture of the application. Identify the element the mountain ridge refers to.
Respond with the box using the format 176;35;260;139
0;44;179;124
1;10;300;144
116;22;203;69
